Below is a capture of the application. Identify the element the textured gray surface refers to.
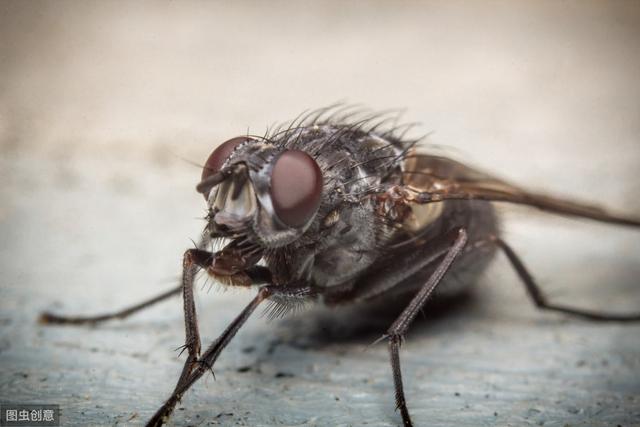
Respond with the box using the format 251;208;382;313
1;2;640;426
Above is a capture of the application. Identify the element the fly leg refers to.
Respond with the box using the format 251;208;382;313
150;237;273;426
491;236;640;321
38;234;213;326
172;248;214;390
38;285;182;325
170;251;271;405
146;287;270;427
381;228;469;427
146;284;312;427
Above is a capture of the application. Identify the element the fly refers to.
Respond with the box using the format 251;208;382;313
39;106;640;427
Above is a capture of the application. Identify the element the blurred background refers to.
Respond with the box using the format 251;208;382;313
1;1;639;426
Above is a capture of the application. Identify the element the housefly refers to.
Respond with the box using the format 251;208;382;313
39;107;640;427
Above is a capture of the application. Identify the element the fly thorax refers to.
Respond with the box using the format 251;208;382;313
310;202;380;288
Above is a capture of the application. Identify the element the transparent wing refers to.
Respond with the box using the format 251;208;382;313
402;153;640;227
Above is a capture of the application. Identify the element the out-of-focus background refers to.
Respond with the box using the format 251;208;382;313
1;1;639;426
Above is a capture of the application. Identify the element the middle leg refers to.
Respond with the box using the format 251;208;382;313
384;227;469;427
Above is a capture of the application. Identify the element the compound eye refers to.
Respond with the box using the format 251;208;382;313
270;150;323;228
201;137;248;199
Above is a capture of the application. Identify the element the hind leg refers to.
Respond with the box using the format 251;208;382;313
492;236;640;321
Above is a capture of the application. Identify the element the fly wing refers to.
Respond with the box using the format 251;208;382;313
403;153;640;227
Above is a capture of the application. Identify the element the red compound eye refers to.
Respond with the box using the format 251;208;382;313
201;137;248;199
270;150;323;228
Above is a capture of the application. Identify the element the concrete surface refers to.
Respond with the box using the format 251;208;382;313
1;1;640;426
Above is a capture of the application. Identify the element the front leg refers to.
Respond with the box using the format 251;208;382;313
164;246;273;411
146;283;312;427
39;233;214;326
174;249;212;389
